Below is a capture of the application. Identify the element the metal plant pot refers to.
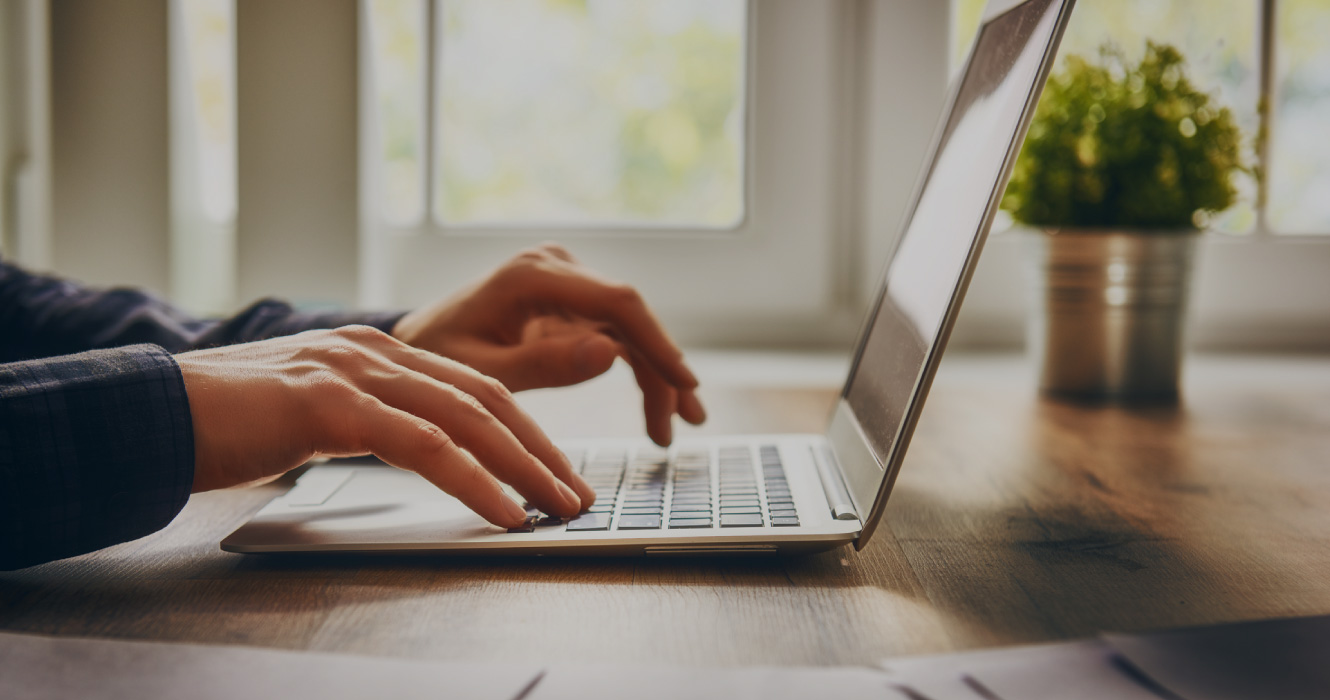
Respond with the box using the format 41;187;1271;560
1025;229;1200;402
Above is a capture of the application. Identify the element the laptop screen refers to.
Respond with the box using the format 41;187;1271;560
839;0;1066;498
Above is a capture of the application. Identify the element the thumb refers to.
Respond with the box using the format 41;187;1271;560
493;332;620;391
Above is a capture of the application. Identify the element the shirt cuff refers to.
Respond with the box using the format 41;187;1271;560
0;344;194;569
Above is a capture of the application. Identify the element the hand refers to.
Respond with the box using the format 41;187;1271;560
391;244;706;445
176;326;594;528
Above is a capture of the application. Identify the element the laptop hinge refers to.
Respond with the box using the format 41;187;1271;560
811;445;858;521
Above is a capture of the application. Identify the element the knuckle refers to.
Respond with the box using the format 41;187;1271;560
608;283;643;309
514;247;551;265
455;390;488;416
476;376;514;405
415;422;455;457
336;324;389;344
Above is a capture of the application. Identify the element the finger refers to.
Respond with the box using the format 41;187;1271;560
536;241;578;263
349;398;527;528
678;388;707;425
625;349;678;446
370;342;597;509
503;259;699;392
362;369;585;517
482;331;619;391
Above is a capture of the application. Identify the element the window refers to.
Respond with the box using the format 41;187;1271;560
170;0;237;315
952;0;1330;238
367;0;747;230
176;0;236;226
1269;0;1330;234
366;0;427;227
947;0;1330;350
360;1;858;343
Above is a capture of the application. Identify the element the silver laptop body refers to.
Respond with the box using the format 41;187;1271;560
222;0;1075;557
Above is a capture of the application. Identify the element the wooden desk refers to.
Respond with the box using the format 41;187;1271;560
2;352;1329;667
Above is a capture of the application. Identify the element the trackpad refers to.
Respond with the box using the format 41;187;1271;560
229;467;502;548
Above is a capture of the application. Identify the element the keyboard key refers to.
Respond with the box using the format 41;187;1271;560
534;516;564;527
771;517;800;527
719;506;761;515
769;508;798;518
622;506;662;515
588;504;614;514
617;514;662;530
719;499;760;508
720;514;764;528
668;503;712;512
566;513;611;531
669;518;712;529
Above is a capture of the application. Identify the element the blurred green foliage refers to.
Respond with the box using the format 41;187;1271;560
1003;42;1247;230
436;0;744;227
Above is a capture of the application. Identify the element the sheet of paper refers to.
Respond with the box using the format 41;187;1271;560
526;664;895;700
880;640;1173;700
0;632;540;700
1106;614;1330;700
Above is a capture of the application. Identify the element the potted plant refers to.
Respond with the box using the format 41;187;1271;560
1002;41;1248;401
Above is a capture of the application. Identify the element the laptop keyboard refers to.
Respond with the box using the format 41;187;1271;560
508;444;800;533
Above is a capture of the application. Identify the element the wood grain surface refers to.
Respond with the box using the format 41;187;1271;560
2;352;1329;667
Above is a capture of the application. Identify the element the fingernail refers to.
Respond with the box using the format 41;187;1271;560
503;497;527;526
683;392;707;424
556;480;582;512
572;473;596;507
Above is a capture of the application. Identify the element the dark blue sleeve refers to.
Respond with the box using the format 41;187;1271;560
0;345;194;570
0;260;405;363
0;260;405;569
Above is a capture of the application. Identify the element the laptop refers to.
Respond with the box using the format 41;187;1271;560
222;0;1076;558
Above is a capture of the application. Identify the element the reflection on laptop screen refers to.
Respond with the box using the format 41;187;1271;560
844;0;1060;465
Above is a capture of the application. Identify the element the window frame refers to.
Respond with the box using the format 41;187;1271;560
357;0;875;345
352;0;1330;350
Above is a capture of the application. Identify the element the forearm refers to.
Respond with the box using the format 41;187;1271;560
0;261;403;361
0;345;195;570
